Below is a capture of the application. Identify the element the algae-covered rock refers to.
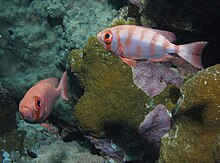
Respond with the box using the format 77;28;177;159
179;64;220;126
160;64;220;163
70;36;149;137
69;36;151;161
214;136;220;163
0;129;25;153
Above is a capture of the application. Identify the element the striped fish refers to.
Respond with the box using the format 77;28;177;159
97;25;208;69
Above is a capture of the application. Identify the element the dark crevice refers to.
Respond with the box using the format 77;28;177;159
47;15;63;28
107;0;128;10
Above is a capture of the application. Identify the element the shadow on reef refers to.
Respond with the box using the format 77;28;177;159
102;121;161;162
107;0;128;10
174;104;207;123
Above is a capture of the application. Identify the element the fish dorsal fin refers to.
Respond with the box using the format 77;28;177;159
36;78;59;88
148;28;176;43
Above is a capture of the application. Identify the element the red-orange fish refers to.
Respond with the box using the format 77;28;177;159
97;25;208;69
19;71;69;124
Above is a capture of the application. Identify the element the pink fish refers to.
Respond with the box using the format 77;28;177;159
97;25;208;69
19;71;69;124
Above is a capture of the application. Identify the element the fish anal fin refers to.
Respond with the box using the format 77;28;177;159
119;56;137;67
148;28;176;43
149;54;174;62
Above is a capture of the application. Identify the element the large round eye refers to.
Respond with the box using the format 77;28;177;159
34;96;42;111
103;31;112;44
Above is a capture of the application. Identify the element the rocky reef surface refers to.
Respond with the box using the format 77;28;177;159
160;64;220;162
0;0;119;126
0;0;120;162
68;36;174;162
20;140;107;163
0;0;220;162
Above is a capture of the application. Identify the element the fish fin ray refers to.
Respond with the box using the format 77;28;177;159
57;71;69;100
36;78;59;88
119;56;137;67
177;41;208;69
148;28;176;42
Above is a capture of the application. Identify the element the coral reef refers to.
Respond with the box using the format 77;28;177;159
70;36;149;137
179;64;220;125
62;0;118;49
0;129;25;160
139;104;171;160
86;136;125;162
214;136;220;163
159;64;220;162
69;36;174;162
16;114;61;152
69;36;151;161
20;140;107;163
0;0;120;125
0;82;17;134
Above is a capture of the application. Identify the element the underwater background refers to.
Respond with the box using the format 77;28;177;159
0;0;220;162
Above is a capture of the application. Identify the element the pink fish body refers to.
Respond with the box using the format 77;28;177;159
19;71;69;124
97;25;208;69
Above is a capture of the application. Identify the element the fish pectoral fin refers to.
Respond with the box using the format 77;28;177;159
149;54;174;62
119;56;137;68
40;123;58;132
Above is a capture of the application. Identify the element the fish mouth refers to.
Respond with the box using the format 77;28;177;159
19;106;35;123
97;33;101;42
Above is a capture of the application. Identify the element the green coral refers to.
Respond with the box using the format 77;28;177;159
160;64;220;162
69;36;149;137
179;64;220;126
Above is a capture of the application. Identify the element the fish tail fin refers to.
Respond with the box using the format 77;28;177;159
58;71;69;100
177;41;208;69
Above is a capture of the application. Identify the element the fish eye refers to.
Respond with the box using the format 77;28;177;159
103;31;112;44
37;100;41;108
34;96;41;111
105;33;110;39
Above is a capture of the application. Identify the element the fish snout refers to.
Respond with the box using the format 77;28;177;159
97;33;102;42
19;106;34;123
